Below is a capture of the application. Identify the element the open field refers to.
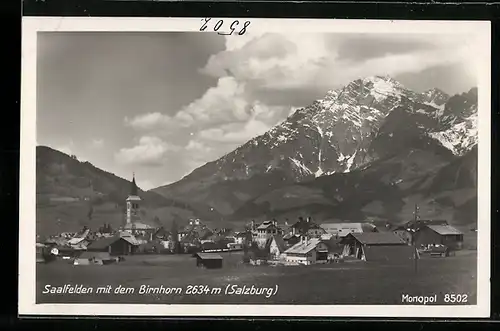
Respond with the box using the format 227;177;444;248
37;250;477;305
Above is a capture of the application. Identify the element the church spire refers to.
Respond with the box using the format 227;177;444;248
130;173;138;196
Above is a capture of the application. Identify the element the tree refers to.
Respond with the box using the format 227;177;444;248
171;219;179;253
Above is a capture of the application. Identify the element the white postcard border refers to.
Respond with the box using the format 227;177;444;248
20;17;491;318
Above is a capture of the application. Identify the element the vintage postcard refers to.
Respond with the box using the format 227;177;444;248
20;17;491;317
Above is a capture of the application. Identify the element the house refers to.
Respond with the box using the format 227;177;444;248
290;217;325;237
234;231;251;245
74;252;115;265
414;224;464;250
195;252;223;269
283;233;301;247
284;237;329;265
320;222;378;239
269;235;287;261
340;232;413;262
393;219;449;245
86;234;139;256
253;220;282;248
123;221;156;239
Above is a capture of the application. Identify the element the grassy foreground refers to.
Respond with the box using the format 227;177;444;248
37;250;477;305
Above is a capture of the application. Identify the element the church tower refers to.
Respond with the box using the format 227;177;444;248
126;173;142;225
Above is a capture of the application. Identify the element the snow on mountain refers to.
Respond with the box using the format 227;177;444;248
420;87;450;107
153;76;478;216
428;113;478;156
426;87;478;156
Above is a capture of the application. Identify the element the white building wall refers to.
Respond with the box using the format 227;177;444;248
285;251;316;265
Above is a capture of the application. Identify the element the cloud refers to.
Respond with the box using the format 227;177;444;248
126;33;475;139
124;77;294;140
201;32;476;95
124;112;192;132
198;119;271;144
114;136;180;167
119;32;480;182
91;138;104;148
185;139;213;153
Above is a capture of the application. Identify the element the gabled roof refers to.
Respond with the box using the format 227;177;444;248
67;237;87;245
347;232;406;245
126;195;142;201
426;225;463;236
271;235;287;253
284;238;323;255
256;221;279;230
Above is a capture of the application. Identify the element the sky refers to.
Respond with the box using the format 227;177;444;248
37;31;479;190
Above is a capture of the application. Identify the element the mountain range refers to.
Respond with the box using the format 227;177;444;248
152;76;478;223
36;75;478;236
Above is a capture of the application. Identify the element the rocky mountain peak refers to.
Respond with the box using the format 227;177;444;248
153;76;479;216
421;87;450;106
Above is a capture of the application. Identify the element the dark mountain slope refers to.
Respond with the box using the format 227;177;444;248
231;147;477;226
36;146;223;236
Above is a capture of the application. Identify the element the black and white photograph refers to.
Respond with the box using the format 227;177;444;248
20;18;491;317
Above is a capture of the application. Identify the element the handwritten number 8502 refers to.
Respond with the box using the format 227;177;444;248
200;18;251;36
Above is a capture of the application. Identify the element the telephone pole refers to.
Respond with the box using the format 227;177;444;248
413;203;420;274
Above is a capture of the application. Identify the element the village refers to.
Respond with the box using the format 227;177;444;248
37;175;470;270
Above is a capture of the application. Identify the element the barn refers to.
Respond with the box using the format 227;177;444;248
86;235;139;256
414;224;464;250
195;252;223;269
340;232;414;263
